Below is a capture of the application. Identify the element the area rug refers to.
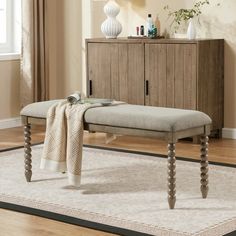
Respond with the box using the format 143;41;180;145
0;145;236;236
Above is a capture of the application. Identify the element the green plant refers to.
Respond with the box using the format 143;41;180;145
164;0;210;31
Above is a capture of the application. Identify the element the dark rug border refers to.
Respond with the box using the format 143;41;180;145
0;143;236;236
226;231;236;236
0;203;235;236
0;201;152;236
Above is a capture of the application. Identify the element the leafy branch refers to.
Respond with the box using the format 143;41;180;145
164;0;210;30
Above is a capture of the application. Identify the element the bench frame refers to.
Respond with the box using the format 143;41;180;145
22;115;210;210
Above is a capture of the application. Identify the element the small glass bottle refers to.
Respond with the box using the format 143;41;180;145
146;14;153;37
140;25;144;36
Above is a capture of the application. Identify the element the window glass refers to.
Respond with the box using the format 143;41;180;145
0;0;21;54
0;0;6;44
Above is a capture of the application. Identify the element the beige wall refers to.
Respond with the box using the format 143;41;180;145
46;0;92;99
0;60;20;119
91;0;236;129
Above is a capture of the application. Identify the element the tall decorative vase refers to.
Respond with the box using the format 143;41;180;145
187;18;196;40
101;0;122;39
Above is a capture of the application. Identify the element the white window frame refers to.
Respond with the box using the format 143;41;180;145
0;0;21;59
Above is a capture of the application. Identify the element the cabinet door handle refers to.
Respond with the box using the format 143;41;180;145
145;80;149;96
89;80;92;96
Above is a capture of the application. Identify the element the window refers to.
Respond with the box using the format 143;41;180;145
0;0;7;44
0;0;21;55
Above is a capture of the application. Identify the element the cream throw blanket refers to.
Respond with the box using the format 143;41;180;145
40;100;100;187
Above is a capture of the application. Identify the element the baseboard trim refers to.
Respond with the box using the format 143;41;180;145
222;128;236;140
0;117;22;130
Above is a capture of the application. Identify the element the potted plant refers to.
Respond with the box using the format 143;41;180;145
164;0;210;39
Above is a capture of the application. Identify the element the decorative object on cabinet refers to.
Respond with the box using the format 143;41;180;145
101;0;122;39
186;18;196;39
164;0;210;39
86;38;224;137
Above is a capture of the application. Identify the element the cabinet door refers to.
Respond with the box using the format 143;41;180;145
145;44;167;107
174;44;197;109
87;43;144;105
145;43;197;109
87;43;111;99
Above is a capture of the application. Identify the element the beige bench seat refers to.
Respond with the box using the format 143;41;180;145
20;100;212;209
20;100;63;118
21;100;211;132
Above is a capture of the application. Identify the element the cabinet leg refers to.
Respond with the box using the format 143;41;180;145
167;143;176;209
209;129;222;139
89;131;96;134
215;129;222;139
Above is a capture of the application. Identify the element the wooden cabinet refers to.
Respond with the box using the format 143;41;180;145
86;38;224;134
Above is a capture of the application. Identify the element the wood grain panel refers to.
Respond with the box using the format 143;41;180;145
183;44;197;110
145;44;167;107
127;44;145;105
110;44;120;100
87;43;111;98
157;45;167;107
118;44;128;102
145;44;151;106
197;40;224;132
174;44;184;109
197;42;208;114
166;45;175;107
218;40;224;132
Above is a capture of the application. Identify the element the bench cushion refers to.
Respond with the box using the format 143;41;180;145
84;104;211;132
20;100;63;118
21;100;212;132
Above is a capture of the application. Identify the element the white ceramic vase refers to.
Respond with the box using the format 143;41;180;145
187;18;196;40
101;0;122;39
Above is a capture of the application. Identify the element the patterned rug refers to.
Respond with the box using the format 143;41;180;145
0;145;235;236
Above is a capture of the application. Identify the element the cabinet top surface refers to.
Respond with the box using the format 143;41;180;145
86;37;224;44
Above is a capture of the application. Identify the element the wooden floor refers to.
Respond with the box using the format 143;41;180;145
0;209;114;236
0;125;236;236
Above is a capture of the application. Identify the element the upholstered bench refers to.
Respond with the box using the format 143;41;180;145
21;100;212;209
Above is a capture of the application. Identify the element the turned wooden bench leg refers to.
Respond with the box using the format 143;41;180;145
200;135;209;198
24;124;32;182
167;143;176;209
